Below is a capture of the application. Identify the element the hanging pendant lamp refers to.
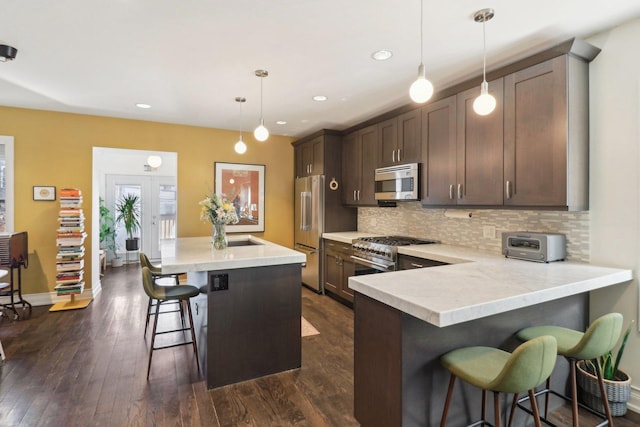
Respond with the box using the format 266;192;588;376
472;8;497;116
253;70;270;142
409;0;433;103
234;97;247;154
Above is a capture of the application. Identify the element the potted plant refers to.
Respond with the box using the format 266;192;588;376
115;193;141;251
99;197;122;267
577;321;633;416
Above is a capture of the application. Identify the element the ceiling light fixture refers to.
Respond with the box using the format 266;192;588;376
371;50;393;61
312;95;327;102
253;69;269;142
472;8;497;116
136;103;151;109
276;120;287;125
409;0;433;103
147;155;162;168
234;97;247;154
0;44;18;62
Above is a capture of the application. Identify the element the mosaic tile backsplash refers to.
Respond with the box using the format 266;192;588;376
357;202;590;262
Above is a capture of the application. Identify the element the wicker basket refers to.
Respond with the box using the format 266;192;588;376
576;360;631;417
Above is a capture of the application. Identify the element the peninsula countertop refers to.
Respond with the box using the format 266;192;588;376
327;233;633;328
160;235;306;274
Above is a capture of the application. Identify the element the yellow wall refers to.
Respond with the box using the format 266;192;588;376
0;106;295;294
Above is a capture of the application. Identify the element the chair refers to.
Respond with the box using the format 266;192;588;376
514;313;623;427
139;252;183;334
440;335;558;427
141;266;200;379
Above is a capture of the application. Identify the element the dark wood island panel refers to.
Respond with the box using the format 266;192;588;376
191;263;302;389
354;291;588;427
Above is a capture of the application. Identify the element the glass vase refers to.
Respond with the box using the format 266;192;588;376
212;222;228;250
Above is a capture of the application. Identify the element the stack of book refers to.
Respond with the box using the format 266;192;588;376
56;188;86;296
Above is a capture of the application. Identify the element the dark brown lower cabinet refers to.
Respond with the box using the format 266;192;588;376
323;240;355;303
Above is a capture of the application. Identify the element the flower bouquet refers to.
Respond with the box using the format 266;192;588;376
199;193;239;249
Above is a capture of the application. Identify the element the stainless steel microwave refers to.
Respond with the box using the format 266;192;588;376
374;163;419;201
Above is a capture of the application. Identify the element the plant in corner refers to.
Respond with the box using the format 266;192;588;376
115;193;141;251
577;321;634;416
99;197;120;265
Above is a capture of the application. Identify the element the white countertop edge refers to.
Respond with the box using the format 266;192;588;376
350;268;633;328
322;231;382;244
161;235;306;274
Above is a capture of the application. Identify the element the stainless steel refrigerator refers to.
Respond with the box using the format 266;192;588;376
294;175;325;292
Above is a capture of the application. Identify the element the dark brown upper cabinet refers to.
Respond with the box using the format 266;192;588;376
378;109;422;168
294;134;324;178
503;55;588;210
455;78;504;206
342;125;378;206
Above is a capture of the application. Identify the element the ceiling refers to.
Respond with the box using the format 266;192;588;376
1;1;639;139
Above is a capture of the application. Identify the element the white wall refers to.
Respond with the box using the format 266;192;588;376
588;19;640;413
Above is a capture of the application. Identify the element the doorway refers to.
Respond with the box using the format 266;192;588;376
105;174;177;260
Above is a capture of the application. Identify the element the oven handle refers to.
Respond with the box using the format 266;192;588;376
350;255;395;271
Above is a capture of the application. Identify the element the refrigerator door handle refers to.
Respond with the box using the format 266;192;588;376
300;191;311;231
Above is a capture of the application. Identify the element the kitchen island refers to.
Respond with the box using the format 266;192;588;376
349;243;632;427
161;235;305;389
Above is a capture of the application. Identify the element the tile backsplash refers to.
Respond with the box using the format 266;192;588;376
357;202;589;262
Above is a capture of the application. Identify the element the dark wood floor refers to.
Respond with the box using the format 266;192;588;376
1;265;638;426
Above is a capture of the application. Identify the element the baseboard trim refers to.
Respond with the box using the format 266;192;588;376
21;282;102;307
627;386;640;416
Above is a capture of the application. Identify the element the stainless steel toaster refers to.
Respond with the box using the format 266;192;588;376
502;231;566;263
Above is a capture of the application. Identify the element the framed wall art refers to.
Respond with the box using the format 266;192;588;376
33;186;56;201
214;162;265;232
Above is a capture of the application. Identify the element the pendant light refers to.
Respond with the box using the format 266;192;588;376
472;8;496;116
253;69;269;142
234;97;247;154
409;0;433;103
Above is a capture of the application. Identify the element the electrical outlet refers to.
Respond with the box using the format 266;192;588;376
483;226;496;239
210;274;228;291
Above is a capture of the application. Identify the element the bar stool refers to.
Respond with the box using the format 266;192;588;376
141;266;201;379
514;313;623;427
140;252;184;335
440;335;558;427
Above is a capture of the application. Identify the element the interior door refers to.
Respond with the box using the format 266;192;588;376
106;174;177;260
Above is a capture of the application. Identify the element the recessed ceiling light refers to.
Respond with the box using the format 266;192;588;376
135;103;151;109
313;95;327;102
371;50;393;61
276;120;287;125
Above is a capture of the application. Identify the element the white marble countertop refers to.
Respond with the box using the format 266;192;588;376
349;243;632;327
160;235;306;274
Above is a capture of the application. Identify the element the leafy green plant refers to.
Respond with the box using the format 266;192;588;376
585;321;634;381
99;197;119;258
115;194;141;240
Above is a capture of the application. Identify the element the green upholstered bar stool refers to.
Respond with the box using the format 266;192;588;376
440;335;558;427
141;266;201;379
140;252;185;335
515;313;623;427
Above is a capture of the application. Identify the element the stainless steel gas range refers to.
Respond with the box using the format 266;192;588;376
351;236;439;274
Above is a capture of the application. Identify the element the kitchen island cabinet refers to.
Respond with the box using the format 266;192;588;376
349;245;632;427
161;235;305;389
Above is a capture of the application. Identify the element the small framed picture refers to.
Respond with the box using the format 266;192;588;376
33;186;56;201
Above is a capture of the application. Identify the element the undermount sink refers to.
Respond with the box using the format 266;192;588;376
227;239;263;247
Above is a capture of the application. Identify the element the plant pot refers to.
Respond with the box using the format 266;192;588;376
125;238;139;251
576;360;631;416
111;257;124;268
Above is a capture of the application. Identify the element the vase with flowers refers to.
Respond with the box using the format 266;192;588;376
199;193;239;249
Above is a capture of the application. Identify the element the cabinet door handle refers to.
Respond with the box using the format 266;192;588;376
357;190;360;200
392;149;395;163
457;184;463;200
353;190;357;201
506;180;512;199
397;148;401;162
449;184;454;200
410;263;424;268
